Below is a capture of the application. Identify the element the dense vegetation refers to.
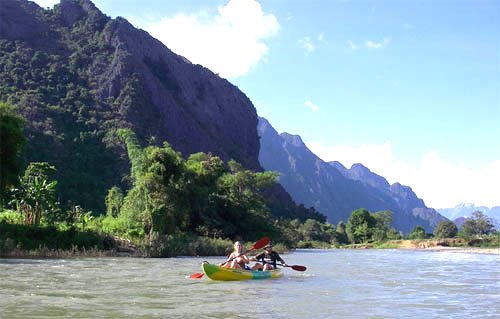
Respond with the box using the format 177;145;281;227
0;104;335;256
342;208;498;248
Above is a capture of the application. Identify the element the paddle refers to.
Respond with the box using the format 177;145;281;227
277;263;307;272
188;237;270;279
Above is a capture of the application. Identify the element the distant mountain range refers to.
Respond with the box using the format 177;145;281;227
437;204;500;228
437;203;500;220
258;117;447;233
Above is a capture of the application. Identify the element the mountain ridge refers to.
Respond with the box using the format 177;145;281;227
258;117;447;233
438;203;500;221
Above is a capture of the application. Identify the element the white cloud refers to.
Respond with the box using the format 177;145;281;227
146;0;279;79
304;101;319;112
365;37;391;49
297;36;316;54
32;0;58;8
298;33;327;54
348;40;358;51
306;141;500;208
317;33;326;43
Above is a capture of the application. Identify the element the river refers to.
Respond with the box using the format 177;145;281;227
1;249;498;318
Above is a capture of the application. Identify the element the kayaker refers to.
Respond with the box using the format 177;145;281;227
251;243;287;271
221;241;250;270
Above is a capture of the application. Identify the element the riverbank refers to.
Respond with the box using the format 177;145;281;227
387;239;500;255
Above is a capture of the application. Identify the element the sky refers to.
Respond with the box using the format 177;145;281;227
34;0;500;209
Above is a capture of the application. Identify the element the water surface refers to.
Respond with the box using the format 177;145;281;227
1;249;498;318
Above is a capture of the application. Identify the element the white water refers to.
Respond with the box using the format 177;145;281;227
1;249;499;318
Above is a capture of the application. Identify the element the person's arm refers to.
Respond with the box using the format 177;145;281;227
252;251;264;261
276;253;287;266
241;254;250;264
220;252;235;266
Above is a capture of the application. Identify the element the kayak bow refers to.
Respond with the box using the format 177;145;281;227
202;262;283;281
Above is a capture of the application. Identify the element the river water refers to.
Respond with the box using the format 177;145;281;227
1;249;498;318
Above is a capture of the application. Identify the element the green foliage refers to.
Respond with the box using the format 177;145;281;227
459;211;495;239
344;209;400;244
275;218;337;247
433;220;458;238
10;163;59;225
98;215;144;239
0;101;26;204
0;221;105;252
372;210;395;241
105;186;123;217
346;208;377;243
21;162;56;184
408;226;426;240
114;129;294;243
335;221;349;244
0;209;23;224
146;233;232;257
0;37;123;213
121;138;188;237
116;129;144;183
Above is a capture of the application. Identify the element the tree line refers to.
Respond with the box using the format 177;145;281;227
1;101;333;255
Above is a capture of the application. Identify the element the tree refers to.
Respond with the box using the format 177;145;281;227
408;226;426;240
346;208;377;243
21;162;56;183
10;163;58;225
105;186;123;217
335;220;349;244
471;211;494;235
459;211;494;238
433;220;458;238
0;102;26;205
372;210;394;241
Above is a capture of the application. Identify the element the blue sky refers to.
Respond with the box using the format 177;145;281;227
35;0;500;209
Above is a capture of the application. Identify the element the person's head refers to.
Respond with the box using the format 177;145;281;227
264;243;273;253
233;241;243;253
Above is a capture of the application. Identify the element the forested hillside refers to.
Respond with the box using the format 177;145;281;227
0;0;321;223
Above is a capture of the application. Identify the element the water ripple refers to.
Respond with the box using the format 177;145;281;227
1;250;498;318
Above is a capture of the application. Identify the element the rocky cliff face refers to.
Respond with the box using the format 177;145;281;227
258;117;447;233
0;0;261;210
1;0;260;169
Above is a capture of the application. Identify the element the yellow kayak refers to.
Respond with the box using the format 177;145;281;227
202;262;283;281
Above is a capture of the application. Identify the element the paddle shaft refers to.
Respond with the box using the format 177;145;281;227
276;263;307;271
222;248;254;265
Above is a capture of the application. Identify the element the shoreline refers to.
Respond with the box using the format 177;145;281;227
387;239;500;255
398;246;500;255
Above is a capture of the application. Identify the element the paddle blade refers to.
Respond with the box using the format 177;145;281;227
188;272;204;279
250;237;270;250
291;265;307;272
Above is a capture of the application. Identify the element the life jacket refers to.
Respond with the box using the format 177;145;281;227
256;251;282;268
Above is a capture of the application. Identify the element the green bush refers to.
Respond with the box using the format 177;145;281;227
147;233;232;257
0;209;23;223
0;221;104;251
99;215;144;239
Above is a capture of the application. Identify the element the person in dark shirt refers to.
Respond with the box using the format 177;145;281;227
250;243;288;271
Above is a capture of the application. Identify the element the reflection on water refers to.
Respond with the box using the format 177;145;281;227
1;250;499;318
